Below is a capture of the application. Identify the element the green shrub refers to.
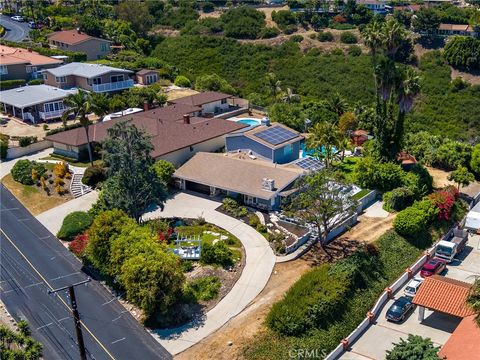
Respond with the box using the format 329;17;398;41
330;47;344;56
354;158;405;192
383;187;414;212
290;34;303;43
348;45;362;56
202;1;215;13
402;165;433;198
28;79;44;85
248;214;260;227
0;134;8;159
18;136;37;147
174;75;192;87
46;122;83;136
256;223;267;233
11;160;46;185
393;200;437;236
222;197;248;218
181;260;193;272
57;211;93;241
283;25;297;35
152;159;176;185
201;241;233;267
82;165;106;188
340;31;358;44
184;276;221;302
0;79;26;90
267;263;352;336
318;31;334;42
260;27;280;39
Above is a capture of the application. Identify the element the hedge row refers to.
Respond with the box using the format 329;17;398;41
0;79;26;90
57;211;93;241
46;122;84;136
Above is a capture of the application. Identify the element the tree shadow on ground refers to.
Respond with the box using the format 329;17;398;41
302;237;364;267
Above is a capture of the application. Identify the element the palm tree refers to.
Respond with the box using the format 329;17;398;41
264;73;282;98
62;89;102;166
307;122;340;168
327;92;348;117
362;21;385;59
375;57;399;102
383;18;407;58
281;87;301;103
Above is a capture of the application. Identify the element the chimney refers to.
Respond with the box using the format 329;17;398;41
261;178;275;191
143;101;149;112
183;114;190;124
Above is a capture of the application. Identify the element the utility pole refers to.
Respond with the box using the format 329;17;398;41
48;278;91;360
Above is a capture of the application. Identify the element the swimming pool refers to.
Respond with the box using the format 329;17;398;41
236;118;261;127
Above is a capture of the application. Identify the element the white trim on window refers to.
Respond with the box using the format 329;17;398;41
0;65;8;75
55;76;66;83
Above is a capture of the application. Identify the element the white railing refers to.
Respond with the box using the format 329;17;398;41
92;79;134;93
39;109;66;120
22;112;35;122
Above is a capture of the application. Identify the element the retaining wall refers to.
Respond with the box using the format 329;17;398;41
6;141;52;159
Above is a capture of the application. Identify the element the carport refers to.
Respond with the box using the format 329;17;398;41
413;275;475;322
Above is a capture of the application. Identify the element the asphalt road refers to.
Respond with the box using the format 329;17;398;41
0;15;30;42
0;185;172;360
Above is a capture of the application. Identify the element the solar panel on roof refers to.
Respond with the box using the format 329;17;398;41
295;157;325;171
254;126;298;146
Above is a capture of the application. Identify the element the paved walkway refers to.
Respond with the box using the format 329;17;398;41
142;192;276;355
36;191;99;235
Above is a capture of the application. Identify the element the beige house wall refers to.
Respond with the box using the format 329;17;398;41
159;136;225;167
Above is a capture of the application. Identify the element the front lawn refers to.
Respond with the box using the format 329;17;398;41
333;157;361;182
40;154;103;168
1;174;72;215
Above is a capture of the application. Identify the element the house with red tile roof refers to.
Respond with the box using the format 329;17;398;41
47;29;111;60
0;45;63;81
438;315;480;360
413;275;475;321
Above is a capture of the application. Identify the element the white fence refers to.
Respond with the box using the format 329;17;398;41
324;223;461;360
6;141;52;160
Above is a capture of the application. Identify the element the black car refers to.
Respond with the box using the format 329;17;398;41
386;296;414;322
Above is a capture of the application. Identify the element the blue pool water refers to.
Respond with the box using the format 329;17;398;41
237;118;260;127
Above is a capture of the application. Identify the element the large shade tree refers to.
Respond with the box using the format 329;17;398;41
286;171;358;258
386;335;440;360
95;121;168;222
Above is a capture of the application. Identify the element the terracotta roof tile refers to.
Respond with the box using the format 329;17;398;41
0;45;62;66
413;275;475;318
438;315;480;360
169;91;233;107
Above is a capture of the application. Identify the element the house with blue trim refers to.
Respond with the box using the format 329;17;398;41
225;123;304;164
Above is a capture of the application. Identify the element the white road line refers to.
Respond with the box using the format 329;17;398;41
36;322;53;330
50;271;81;281
111;337;126;345
24;281;43;289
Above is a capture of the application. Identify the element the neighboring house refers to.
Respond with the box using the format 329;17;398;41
44;62;134;93
45;98;247;164
136;69;159;85
47;29;111;60
355;0;386;14
168;91;249;116
437;23;477;37
439;315;480;360
0;45;63;81
174;152;303;210
225;123;304;164
0;85;77;123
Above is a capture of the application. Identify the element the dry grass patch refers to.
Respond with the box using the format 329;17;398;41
1;174;73;215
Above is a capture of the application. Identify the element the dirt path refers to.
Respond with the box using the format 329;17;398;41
337;213;395;245
175;258;312;360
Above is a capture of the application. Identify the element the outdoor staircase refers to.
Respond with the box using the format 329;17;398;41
70;172;92;198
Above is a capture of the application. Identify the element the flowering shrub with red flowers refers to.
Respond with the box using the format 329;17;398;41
157;227;174;243
69;233;89;257
427;186;459;221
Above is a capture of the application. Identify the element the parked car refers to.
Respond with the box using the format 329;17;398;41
10;15;24;22
386;296;415;322
420;258;446;278
28;21;37;28
404;277;424;298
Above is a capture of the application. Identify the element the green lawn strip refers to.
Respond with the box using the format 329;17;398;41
243;226;445;360
40;155;103;168
352;188;371;200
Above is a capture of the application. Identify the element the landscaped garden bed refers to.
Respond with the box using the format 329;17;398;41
1;160;74;215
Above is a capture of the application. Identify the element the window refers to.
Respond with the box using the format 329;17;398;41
90;77;102;85
26;66;37;73
44;101;64;113
283;143;294;157
55;76;66;83
110;74;124;83
221;99;227;104
42;73;48;80
100;42;109;52
0;65;8;75
189;146;194;152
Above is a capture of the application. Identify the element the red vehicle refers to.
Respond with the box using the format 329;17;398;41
420;258;446;278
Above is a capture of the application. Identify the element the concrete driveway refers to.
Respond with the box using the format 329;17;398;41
142;192;276;355
0;15;30;41
340;234;480;360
